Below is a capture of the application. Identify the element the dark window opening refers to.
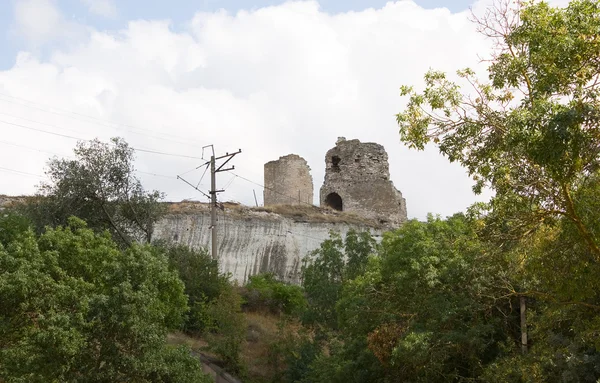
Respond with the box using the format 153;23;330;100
173;233;179;241
332;155;341;172
325;192;343;211
355;157;360;163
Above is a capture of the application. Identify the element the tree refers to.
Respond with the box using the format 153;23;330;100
204;284;247;374
0;214;209;382
244;273;307;316
23;137;165;246
396;1;600;380
396;0;600;259
156;242;229;333
336;215;514;382
301;230;376;329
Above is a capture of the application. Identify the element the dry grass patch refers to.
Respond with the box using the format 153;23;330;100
252;204;381;227
163;200;382;227
166;331;208;352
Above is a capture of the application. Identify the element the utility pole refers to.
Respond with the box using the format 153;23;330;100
177;146;241;260
209;149;241;260
211;155;217;260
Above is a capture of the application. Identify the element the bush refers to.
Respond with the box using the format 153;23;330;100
156;241;229;333
245;273;307;316
0;215;207;382
205;284;247;374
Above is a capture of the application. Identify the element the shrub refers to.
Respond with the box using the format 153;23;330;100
245;273;307;316
156;241;229;333
0;216;207;382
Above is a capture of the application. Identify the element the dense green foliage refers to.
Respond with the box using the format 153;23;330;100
153;241;247;373
301;229;376;329
397;0;600;256
0;214;209;382
20;137;165;246
245;273;307;316
204;283;247;374
157;242;229;333
391;0;600;381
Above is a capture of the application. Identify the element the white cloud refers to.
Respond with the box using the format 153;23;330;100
13;0;63;45
12;0;89;46
0;0;563;219
81;0;118;18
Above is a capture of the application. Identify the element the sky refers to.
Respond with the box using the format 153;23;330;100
0;0;567;220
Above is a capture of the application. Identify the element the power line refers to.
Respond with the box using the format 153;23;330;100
135;170;177;179
223;174;236;190
0;139;71;157
0;166;46;179
196;162;210;189
0;92;206;149
0;119;204;160
0;139;185;182
231;172;317;208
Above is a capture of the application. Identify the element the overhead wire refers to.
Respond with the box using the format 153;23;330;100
0;139;71;158
0;166;46;179
0;119;205;160
230;172;317;207
0;92;206;149
223;174;236;190
0;137;185;183
196;162;210;189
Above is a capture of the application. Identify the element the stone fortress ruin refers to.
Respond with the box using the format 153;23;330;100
264;137;407;226
263;154;313;205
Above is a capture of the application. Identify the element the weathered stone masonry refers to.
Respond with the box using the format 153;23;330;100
264;154;313;206
320;137;407;226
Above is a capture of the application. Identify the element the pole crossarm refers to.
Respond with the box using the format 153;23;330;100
216;149;241;172
177;146;242;260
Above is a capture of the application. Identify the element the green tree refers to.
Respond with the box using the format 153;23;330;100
0;215;209;382
396;0;600;259
336;215;514;382
156;242;229;333
204;284;247;374
245;273;307;316
396;1;600;380
22;137;165;246
301;230;376;329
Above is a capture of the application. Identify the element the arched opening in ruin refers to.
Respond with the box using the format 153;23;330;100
332;155;341;172
325;192;343;211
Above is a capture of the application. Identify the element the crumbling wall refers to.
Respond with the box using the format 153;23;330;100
320;137;407;226
264;154;313;206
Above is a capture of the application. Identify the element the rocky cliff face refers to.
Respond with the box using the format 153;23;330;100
152;203;383;284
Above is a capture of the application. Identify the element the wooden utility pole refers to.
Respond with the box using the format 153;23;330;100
209;149;241;260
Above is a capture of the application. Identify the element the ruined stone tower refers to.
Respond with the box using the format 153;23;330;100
264;154;314;206
320;137;407;225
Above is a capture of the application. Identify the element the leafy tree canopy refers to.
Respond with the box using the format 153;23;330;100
21;137;165;247
0;214;209;383
397;0;600;259
301;229;376;329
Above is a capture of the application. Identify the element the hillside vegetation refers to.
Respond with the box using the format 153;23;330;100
2;1;600;382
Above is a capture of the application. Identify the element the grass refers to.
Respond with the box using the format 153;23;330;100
167;307;304;383
164;200;382;227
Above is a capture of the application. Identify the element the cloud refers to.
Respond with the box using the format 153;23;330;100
81;0;118;18
0;0;563;219
13;0;63;45
12;0;88;46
